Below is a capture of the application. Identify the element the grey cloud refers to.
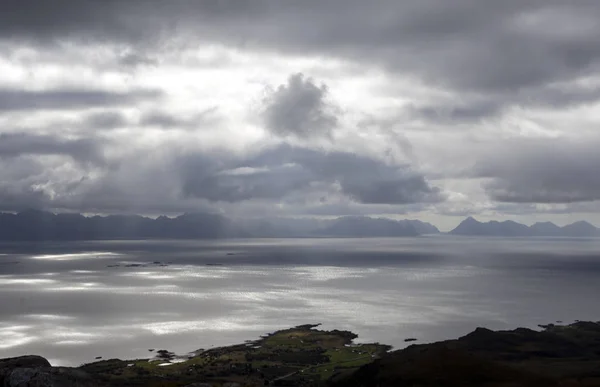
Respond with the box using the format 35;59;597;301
0;88;162;111
229;199;428;218
0;0;260;43
140;112;184;129
0;139;440;214
42;108;217;133
292;202;425;217
526;85;600;109
83;111;129;130
179;149;308;203
4;1;600;95
140;107;219;130
262;73;338;138
443;202;600;217
0;132;105;164
278;147;442;204
406;84;600;124
118;52;158;67
406;98;504;124
182;145;443;205
183;163;312;202
343;174;441;205
6;1;600;220
5;150;208;215
502;202;600;216
0;186;49;212
474;138;600;203
0;156;85;212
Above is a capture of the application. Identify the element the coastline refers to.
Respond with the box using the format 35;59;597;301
3;321;600;386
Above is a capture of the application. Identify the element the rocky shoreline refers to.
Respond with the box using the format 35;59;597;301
2;321;600;386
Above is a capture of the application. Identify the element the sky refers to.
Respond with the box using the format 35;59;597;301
2;1;600;231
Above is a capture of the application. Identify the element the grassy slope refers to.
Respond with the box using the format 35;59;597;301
78;324;390;386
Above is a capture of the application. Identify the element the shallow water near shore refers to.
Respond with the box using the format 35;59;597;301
1;236;600;366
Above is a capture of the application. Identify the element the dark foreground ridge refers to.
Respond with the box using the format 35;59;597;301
2;322;600;386
334;321;600;387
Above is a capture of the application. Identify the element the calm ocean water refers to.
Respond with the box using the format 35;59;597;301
1;236;600;366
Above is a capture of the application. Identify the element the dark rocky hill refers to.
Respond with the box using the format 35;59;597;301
334;321;600;387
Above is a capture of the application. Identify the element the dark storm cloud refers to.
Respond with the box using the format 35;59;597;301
0;140;439;213
0;88;162;111
0;133;104;164
0;156;88;212
474;139;600;203
3;1;600;95
182;161;313;203
182;145;443;204
0;186;49;212
262;73;338;138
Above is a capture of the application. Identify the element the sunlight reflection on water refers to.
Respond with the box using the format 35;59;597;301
31;252;121;260
1;238;600;365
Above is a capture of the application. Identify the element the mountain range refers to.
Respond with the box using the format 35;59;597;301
449;216;600;237
0;210;598;240
0;210;440;240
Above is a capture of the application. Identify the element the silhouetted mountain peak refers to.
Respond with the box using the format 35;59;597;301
562;220;599;237
399;219;440;234
451;217;529;236
566;220;595;228
449;217;487;235
530;221;562;236
532;221;559;227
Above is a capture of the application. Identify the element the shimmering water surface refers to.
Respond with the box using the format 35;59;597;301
1;236;600;366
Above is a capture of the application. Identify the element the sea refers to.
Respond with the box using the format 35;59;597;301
1;236;600;366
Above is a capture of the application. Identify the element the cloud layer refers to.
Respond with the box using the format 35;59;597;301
475;139;600;204
2;1;600;226
5;1;600;92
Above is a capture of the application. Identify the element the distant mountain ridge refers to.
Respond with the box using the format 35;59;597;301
450;216;600;237
2;210;598;240
0;210;244;240
0;210;439;240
